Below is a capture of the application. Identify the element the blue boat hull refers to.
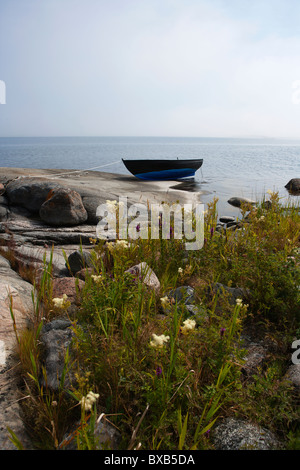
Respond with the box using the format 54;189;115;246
135;167;197;180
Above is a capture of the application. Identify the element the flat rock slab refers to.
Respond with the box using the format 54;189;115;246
0;254;35;449
0;217;98;246
0;167;202;207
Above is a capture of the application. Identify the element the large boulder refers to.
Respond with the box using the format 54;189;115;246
5;178;60;213
285;178;300;194
39;188;88;226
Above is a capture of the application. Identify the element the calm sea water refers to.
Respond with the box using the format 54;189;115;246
0;136;299;217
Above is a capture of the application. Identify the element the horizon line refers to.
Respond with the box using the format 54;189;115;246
1;134;300;140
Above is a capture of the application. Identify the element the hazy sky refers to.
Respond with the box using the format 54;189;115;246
1;0;300;138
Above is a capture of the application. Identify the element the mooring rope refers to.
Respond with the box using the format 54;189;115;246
18;159;122;179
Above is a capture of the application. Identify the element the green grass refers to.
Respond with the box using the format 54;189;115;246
8;192;300;450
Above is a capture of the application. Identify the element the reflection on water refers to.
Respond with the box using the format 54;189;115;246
170;178;204;192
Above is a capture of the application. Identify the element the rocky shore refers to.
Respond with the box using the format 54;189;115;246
0;167;202;449
0;168;299;450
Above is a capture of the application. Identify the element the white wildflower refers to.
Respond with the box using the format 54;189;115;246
52;294;68;309
150;333;170;349
236;298;248;309
181;318;196;335
91;274;102;283
116;239;129;248
107;239;129;253
80;391;99;412
106;199;118;207
160;296;170;308
106;241;115;252
178;267;183;274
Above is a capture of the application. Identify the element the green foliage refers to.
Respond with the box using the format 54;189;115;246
7;193;300;450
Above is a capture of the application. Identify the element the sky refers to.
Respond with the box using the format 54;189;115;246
1;0;300;138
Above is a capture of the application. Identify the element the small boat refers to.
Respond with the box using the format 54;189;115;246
122;158;203;181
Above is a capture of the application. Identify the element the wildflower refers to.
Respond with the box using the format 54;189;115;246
266;189;273;195
106;199;118;209
181;318;196;335
150;333;170;349
52;294;68;309
106;241;115;252
178;267;183;274
89;237;97;244
80;391;99;412
106;239;129;252
136;223;140;232
160;296;170;309
155;366;162;377
236;298;249;309
220;327;226;338
91;274;102;283
116;239;129;248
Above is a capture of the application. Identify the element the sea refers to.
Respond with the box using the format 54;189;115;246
0;136;299;218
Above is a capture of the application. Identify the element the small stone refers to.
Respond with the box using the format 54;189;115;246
166;286;195;305
39;318;76;391
228;197;257;208
219;216;235;223
126;262;160;292
213;282;251;305
285;364;300;389
67;250;94;275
